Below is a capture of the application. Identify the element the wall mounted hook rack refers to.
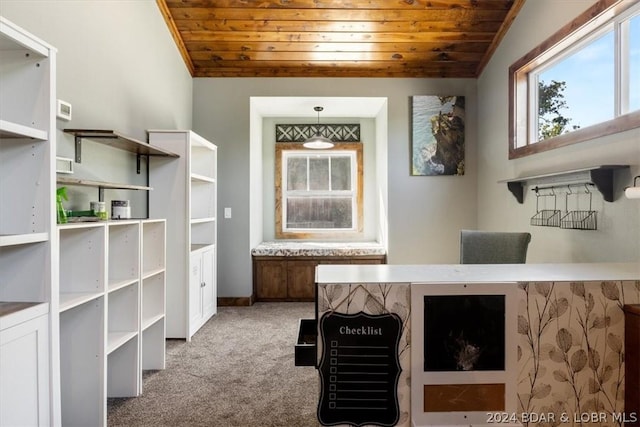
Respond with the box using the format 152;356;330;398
500;165;629;204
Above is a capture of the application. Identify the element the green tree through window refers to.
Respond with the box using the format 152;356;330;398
537;79;579;140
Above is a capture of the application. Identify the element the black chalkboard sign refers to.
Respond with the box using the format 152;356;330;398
317;312;402;427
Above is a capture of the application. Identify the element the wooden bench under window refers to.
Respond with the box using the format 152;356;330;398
251;242;386;301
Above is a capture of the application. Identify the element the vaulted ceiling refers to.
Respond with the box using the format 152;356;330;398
157;0;526;78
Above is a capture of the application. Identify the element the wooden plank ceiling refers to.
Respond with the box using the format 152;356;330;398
157;0;526;78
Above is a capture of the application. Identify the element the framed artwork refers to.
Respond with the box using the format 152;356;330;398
411;95;465;176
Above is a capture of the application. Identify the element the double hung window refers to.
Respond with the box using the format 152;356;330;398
275;143;363;239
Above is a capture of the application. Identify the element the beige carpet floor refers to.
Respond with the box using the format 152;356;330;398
108;302;319;426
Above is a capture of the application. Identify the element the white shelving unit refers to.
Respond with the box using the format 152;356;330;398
0;16;58;426
58;223;107;426
57;219;165;426
107;220;141;398
149;130;217;340
140;219;166;380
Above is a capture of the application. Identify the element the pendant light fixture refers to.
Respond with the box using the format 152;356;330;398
303;106;334;149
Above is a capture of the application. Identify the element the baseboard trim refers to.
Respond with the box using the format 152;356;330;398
218;295;255;306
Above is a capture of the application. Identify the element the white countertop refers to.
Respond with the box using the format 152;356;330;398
316;262;640;284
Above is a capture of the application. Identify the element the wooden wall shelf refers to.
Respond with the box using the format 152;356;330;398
501;165;629;204
57;176;152;202
63;129;179;173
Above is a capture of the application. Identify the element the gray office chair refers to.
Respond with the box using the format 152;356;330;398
460;230;531;264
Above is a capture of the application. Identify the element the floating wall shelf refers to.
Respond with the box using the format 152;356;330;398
501;165;630;204
63;129;179;173
56;176;152;202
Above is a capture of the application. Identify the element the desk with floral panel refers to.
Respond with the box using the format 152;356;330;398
315;263;640;427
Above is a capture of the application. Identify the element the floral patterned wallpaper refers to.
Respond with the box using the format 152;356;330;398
517;280;640;427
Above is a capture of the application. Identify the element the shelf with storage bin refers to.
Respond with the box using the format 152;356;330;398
501;165;630;203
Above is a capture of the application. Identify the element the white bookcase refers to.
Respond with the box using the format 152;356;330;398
148;130;217;340
107;220;141;398
140;219;166;378
58;223;107;426
57;219;165;426
0;16;58;426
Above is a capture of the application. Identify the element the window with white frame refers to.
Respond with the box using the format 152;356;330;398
275;143;363;239
509;0;640;159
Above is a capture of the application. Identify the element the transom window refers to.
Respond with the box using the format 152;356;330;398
275;143;363;239
509;0;640;158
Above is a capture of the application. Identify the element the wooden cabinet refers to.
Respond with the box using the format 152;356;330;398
287;260;317;299
625;304;640;426
149;130;217;340
0;16;57;425
255;260;288;299
253;255;386;302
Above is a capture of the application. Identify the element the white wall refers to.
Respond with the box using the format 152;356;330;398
1;0;193;217
194;78;478;298
477;0;640;263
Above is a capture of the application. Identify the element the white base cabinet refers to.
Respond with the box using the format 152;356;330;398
189;246;217;338
0;304;50;427
149;130;217;340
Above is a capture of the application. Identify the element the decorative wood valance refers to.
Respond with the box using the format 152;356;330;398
276;124;360;143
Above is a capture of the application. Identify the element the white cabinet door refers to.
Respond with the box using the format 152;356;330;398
0;313;50;427
188;247;217;337
189;252;204;331
201;246;216;320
